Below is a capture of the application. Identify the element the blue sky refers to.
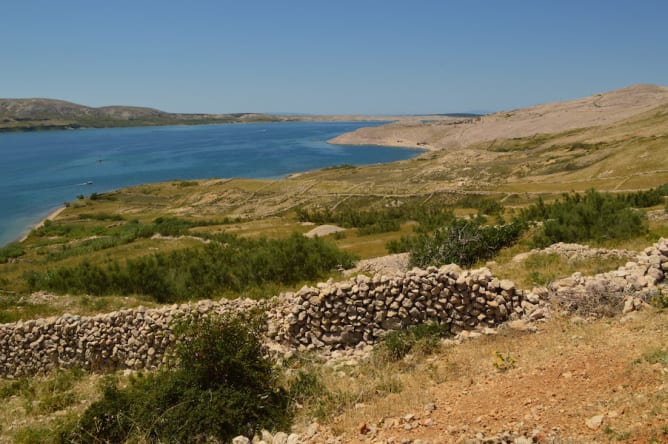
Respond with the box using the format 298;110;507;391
2;0;666;114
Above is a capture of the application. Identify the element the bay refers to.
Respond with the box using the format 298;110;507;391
0;121;420;246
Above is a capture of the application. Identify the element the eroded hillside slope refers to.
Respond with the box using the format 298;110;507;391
330;84;668;150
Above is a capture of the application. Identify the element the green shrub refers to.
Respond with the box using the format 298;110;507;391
0;242;24;263
14;427;61;444
616;185;667;208
152;216;194;236
176;180;199;187
386;235;413;254
63;313;291;443
295;203;454;232
27;232;356;302
288;370;326;407
34;392;77;414
152;216;234;236
522;190;647;247
642;348;668;365
0;378;31;399
456;195;504;215
375;321;450;362
357;219;401;235
409;219;526;268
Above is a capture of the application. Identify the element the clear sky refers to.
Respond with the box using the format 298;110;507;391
2;0;666;115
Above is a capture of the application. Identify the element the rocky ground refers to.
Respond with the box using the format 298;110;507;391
247;308;667;444
236;242;668;444
330;84;668;151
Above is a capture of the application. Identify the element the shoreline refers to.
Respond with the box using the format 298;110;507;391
2;120;424;247
18;206;66;243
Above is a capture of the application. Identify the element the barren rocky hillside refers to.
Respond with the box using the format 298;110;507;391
1;85;667;443
330;84;668;150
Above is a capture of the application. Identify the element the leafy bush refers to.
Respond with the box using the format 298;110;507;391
152;216;235;236
31;221;89;239
27;232;356;302
409;219;526;268
296;203;454;233
288;370;327;408
0;242;24;263
615;185;667;208
63;313;291;443
357;219;401;235
176;180;199;187
152;216;195;236
0;378;31;400
386;235;414;254
375;322;450;361
523;190;646;247
456;195;504;215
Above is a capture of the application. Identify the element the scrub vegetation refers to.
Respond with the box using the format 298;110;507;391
1;90;668;442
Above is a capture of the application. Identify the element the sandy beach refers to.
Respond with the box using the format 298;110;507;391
19;206;66;242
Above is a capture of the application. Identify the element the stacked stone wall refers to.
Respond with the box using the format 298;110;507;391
1;239;666;379
268;265;530;350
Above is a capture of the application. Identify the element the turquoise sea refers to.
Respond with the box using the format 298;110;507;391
0;121;421;246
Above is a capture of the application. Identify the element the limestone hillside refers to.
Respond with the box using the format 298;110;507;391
330;84;668;150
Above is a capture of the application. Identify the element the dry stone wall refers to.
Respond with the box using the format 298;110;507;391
0;299;261;379
267;265;531;350
530;242;637;262
548;239;668;310
1;239;666;379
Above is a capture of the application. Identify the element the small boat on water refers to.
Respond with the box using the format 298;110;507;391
78;181;93;186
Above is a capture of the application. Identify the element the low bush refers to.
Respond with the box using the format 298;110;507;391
409;219;526;268
0;242;24;263
616;185;668;208
357;219;401;235
521;190;647;247
62;313;291;443
456;195;504;215
375;321;450;362
385;235;413;254
296;203;454;233
26;232;356;302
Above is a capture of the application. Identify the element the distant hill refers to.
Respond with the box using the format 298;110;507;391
0;98;283;132
330;84;668;150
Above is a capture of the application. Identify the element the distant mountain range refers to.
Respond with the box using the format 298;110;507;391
0;98;284;132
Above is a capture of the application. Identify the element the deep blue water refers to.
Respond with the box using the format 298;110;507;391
0;121;420;246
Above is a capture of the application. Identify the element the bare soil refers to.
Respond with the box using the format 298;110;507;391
303;310;668;444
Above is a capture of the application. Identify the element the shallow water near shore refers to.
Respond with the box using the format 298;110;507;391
0;121;421;246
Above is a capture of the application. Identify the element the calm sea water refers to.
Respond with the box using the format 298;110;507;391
0;121;421;246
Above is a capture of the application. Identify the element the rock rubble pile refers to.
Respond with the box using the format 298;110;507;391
548;239;668;314
531;242;636;262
